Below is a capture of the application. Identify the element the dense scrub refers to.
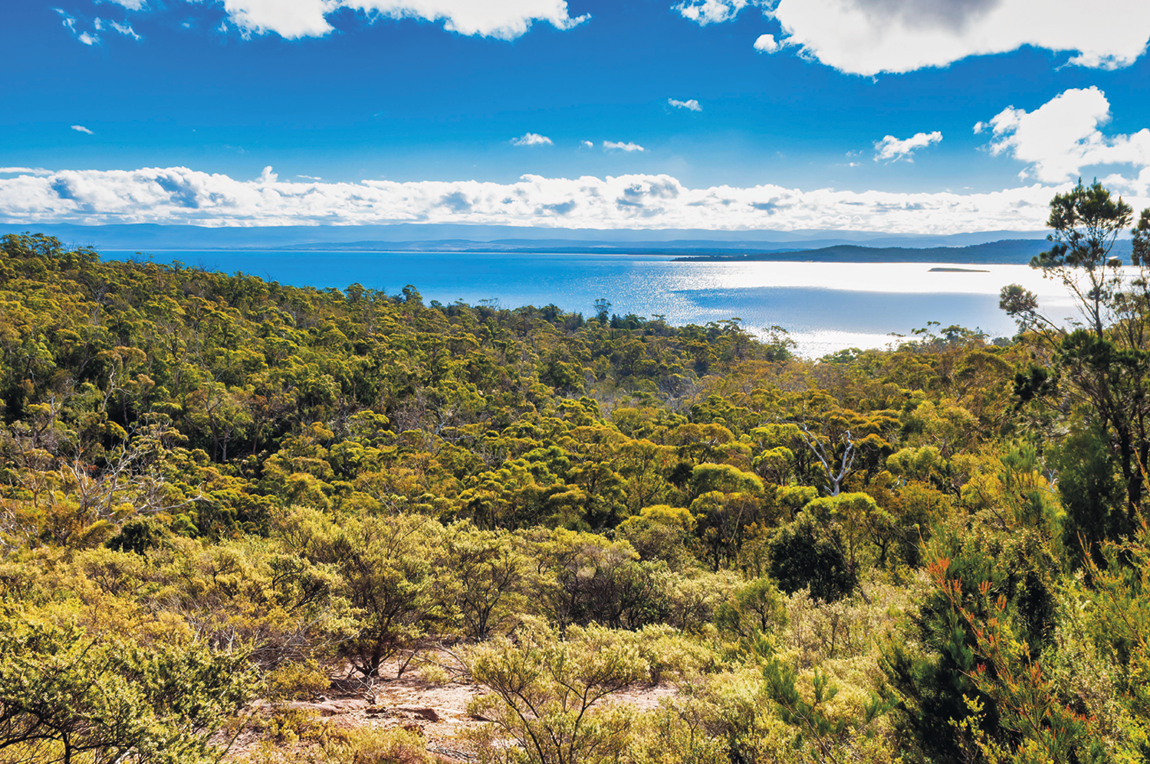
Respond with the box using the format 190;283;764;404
3;186;1150;764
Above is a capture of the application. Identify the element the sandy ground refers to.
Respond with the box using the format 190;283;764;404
229;655;678;762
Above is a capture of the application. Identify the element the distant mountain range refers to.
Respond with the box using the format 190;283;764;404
2;222;1052;255
11;222;1139;264
673;239;1121;264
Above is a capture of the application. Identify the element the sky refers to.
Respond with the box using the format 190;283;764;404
2;0;1150;234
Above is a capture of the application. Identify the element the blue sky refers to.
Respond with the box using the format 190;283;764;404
2;0;1150;233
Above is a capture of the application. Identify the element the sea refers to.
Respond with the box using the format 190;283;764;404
102;250;1080;358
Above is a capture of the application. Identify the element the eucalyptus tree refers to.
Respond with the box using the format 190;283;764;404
1000;180;1150;542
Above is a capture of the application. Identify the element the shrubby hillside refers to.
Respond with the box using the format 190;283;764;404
3;182;1150;763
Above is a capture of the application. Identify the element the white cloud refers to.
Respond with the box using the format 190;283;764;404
668;98;702;111
352;0;589;38
110;20;143;39
679;0;1150;75
215;0;337;38
6;164;1135;235
874;131;942;162
297;174;323;180
511;132;553;147
56;8;106;44
604;141;645;152
103;0;148;9
0;167;53;176
88;16;142;40
208;0;588;40
581;140;594;148
753;33;779;53
71;125;95;135
55;9;101;44
55;9;77;31
674;0;747;25
983;87;1150;183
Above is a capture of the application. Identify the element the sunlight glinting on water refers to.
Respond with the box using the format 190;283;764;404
778;329;910;357
644;260;1076;298
619;260;1083;357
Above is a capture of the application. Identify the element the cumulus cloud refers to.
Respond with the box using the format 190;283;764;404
604;141;645;152
211;0;336;38
103;0;148;9
753;33;779;53
511;132;554;147
674;0;748;25
71;125;95;135
205;0;588;40
982;87;1150;183
581;140;594;148
678;0;1150;75
874;131;942;162
356;0;589;38
668;98;702;111
5;164;1140;234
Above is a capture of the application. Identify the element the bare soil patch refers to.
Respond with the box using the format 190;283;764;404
228;655;677;762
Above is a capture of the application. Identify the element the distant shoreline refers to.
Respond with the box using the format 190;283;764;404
672;240;1055;265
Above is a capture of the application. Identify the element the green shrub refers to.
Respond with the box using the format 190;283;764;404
767;515;854;602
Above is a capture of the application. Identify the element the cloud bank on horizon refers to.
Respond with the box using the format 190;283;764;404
0;165;1068;233
4;158;1147;234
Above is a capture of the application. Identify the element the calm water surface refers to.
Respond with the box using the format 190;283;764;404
104;250;1078;357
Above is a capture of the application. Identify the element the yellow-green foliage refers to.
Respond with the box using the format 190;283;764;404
0;602;256;764
233;721;432;764
466;624;649;764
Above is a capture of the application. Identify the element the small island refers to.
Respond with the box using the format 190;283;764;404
928;266;990;272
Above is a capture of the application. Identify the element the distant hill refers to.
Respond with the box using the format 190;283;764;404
673;239;1138;265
